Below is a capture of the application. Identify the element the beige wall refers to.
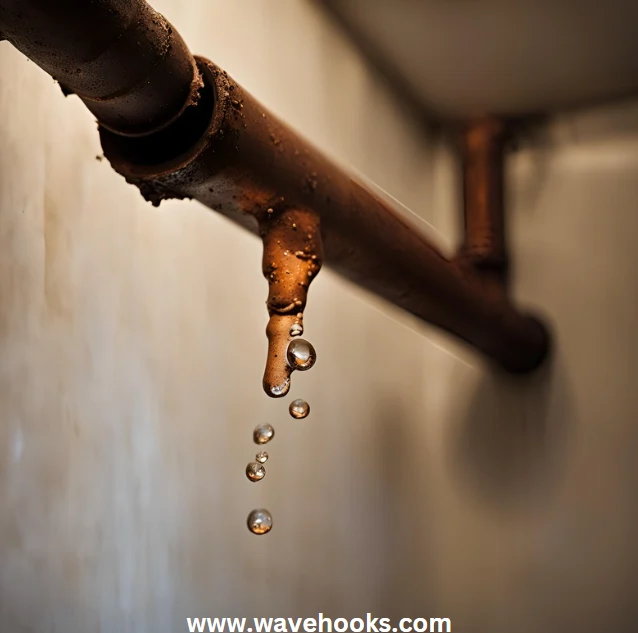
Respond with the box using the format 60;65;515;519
1;1;637;632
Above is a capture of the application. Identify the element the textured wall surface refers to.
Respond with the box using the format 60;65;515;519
0;1;637;632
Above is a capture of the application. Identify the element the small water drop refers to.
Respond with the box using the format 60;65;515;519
247;509;273;535
253;423;275;444
289;398;310;419
289;323;304;337
286;339;316;371
269;378;290;397
246;462;266;482
256;451;268;463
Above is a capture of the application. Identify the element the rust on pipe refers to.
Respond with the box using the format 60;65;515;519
459;117;509;284
1;0;550;375
0;0;201;136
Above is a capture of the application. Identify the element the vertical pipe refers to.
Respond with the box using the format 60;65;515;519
460;117;509;286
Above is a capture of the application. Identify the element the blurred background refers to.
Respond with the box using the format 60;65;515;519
1;0;638;631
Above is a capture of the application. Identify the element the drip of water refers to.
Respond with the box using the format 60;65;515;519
253;423;275;445
260;207;322;398
252;208;322;535
286;338;316;371
268;377;291;397
289;398;310;419
247;509;273;535
246;462;266;482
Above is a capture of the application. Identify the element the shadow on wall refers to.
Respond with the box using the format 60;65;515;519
369;392;435;619
447;346;575;518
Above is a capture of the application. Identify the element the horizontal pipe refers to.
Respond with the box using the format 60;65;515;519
2;1;549;373
100;58;549;372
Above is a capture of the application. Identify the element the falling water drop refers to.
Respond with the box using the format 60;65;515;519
246;462;266;482
253;423;275;445
289;398;310;419
247;509;273;535
289;322;303;337
255;451;269;464
286;339;316;371
269;377;290;397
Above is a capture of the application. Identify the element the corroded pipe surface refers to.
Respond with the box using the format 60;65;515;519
100;58;549;373
0;0;201;136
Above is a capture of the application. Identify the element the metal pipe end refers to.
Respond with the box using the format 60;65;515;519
502;314;552;374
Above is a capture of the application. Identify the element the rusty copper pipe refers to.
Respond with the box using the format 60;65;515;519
460;117;509;280
100;59;549;373
1;1;550;373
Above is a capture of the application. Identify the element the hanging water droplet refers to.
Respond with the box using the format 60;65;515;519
253;423;275;444
246;462;266;482
289;322;303;337
247;509;273;535
269;378;290;397
286;339;316;371
255;451;268;464
289;398;310;419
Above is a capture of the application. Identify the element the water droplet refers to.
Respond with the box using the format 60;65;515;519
269;378;290;397
246;462;266;482
286;339;316;371
256;451;268;463
247;508;273;535
289;323;303;337
289;398;310;419
253;423;275;444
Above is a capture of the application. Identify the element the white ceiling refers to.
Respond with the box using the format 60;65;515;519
323;0;638;119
